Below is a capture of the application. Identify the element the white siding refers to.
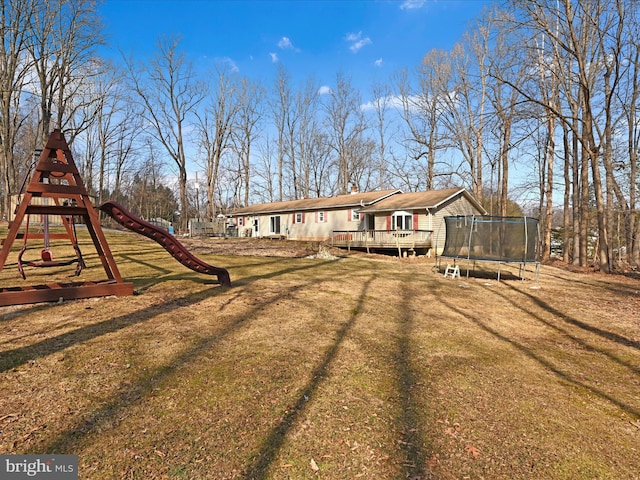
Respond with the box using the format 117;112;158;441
251;208;364;240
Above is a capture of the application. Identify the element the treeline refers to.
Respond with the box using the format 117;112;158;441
0;0;638;271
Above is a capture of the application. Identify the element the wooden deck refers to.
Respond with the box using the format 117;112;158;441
331;229;433;253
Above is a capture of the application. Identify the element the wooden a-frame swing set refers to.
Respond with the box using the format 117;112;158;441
0;130;134;306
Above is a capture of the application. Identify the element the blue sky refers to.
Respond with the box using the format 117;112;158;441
98;0;491;97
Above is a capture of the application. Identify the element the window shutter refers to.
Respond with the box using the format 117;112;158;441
413;212;418;231
386;215;391;231
348;209;352;221
302;212;305;223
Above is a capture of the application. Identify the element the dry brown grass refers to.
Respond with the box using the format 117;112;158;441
1;227;639;479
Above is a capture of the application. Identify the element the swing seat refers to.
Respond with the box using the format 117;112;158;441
41;248;53;262
17;242;84;280
18;254;83;280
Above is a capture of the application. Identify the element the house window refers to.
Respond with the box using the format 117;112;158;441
317;211;325;223
351;209;360;221
295;212;303;223
237;217;244;227
392;211;412;230
270;216;281;234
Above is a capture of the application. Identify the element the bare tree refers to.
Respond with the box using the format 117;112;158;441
0;0;102;217
195;65;240;220
504;0;632;272
292;77;320;198
437;30;490;202
369;82;393;190
0;0;34;218
421;35;489;200
270;65;291;201
231;77;264;207
126;35;205;232
253;134;277;203
323;72;368;193
483;10;527;218
530;23;562;262
619;3;640;266
71;61;144;205
307;132;333;197
396;52;453;191
26;0;103;145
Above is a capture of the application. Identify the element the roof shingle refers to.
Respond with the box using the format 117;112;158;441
230;189;401;215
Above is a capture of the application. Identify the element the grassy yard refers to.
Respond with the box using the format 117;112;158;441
0;228;639;479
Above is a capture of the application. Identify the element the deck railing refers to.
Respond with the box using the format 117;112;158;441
331;229;433;251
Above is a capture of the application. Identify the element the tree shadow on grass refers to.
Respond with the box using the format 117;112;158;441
117;253;174;276
504;282;640;352
242;276;375;480
0;302;57;325
541;267;640;298
0;260;335;375
437;296;640;419
394;281;429;479
33;261;339;455
0;284;220;375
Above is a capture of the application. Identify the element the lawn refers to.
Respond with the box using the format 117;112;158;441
1;229;639;479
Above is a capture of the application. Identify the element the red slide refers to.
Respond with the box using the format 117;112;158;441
98;201;231;286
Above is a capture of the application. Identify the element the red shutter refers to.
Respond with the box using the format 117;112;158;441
386;215;391;231
348;209;352;221
302;212;305;223
413;212;418;231
315;211;318;222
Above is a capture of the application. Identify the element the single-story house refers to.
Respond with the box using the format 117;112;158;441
228;188;401;240
355;188;487;255
227;187;486;255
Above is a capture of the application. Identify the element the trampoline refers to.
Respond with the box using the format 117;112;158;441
437;215;541;281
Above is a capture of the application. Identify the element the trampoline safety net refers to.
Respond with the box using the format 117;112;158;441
440;215;539;263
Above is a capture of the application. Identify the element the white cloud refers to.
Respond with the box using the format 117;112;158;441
400;0;426;10
318;85;332;95
360;94;409;112
345;32;360;42
374;58;383;67
278;36;294;49
345;31;372;53
269;52;278;63
215;57;239;73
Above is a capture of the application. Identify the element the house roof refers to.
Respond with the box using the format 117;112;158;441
357;188;487;214
229;189;401;216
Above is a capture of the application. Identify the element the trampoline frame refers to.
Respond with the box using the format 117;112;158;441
436;215;541;281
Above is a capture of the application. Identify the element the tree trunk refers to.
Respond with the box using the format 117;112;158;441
542;115;555;262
